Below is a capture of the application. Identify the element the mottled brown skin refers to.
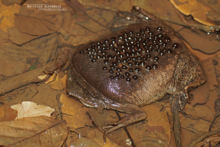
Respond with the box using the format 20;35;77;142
66;8;206;134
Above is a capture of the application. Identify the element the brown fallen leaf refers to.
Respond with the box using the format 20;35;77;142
0;104;17;121
196;135;220;147
184;40;220;62
77;0;132;12
184;104;214;121
180;114;211;145
208;114;220;147
170;0;220;27
0;1;20;32
126;103;171;147
68;137;102;147
0;116;67;147
46;72;67;90
60;93;92;129
1;0;22;6
67;127;120;147
189;129;220;147
190;58;219;113
180;29;220;55
143;104;171;138
8;27;37;45
14;14;55;36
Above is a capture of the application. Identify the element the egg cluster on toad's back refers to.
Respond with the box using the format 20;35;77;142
79;26;179;82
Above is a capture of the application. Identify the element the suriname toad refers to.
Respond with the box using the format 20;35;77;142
66;7;206;137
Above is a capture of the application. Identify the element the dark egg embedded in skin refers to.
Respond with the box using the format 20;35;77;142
75;23;183;82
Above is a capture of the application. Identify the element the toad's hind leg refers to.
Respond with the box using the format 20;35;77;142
67;66;146;134
103;103;147;134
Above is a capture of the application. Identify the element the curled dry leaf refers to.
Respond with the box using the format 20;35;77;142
11;101;55;119
0;116;67;147
45;72;67;90
37;74;49;81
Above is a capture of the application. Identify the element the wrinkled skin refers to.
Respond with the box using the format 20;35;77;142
66;7;206;134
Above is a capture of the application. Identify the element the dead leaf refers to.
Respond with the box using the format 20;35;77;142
0;104;17;121
181;128;198;147
67;127;120;147
0;49;29;77
126;103;171;147
179;28;220;55
78;0;132;12
0;116;67;147
181;116;211;147
11;101;55;119
196;135;220;147
170;0;220;26
143;104;171;138
60;93;92;129
184;104;214;121
184;40;219;61
190;58;219;115
68;137;102;147
1;0;22;6
8;27;37;45
181;115;210;133
46;72;67;90
0;1;20;32
15;14;55;36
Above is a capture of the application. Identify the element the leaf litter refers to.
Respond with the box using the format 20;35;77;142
0;0;219;146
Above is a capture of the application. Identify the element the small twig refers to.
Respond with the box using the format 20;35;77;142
209;113;220;132
171;97;182;147
208;113;220;147
189;129;220;147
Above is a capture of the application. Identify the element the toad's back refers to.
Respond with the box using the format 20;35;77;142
71;22;192;106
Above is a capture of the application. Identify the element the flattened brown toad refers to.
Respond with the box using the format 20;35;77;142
66;7;206;136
